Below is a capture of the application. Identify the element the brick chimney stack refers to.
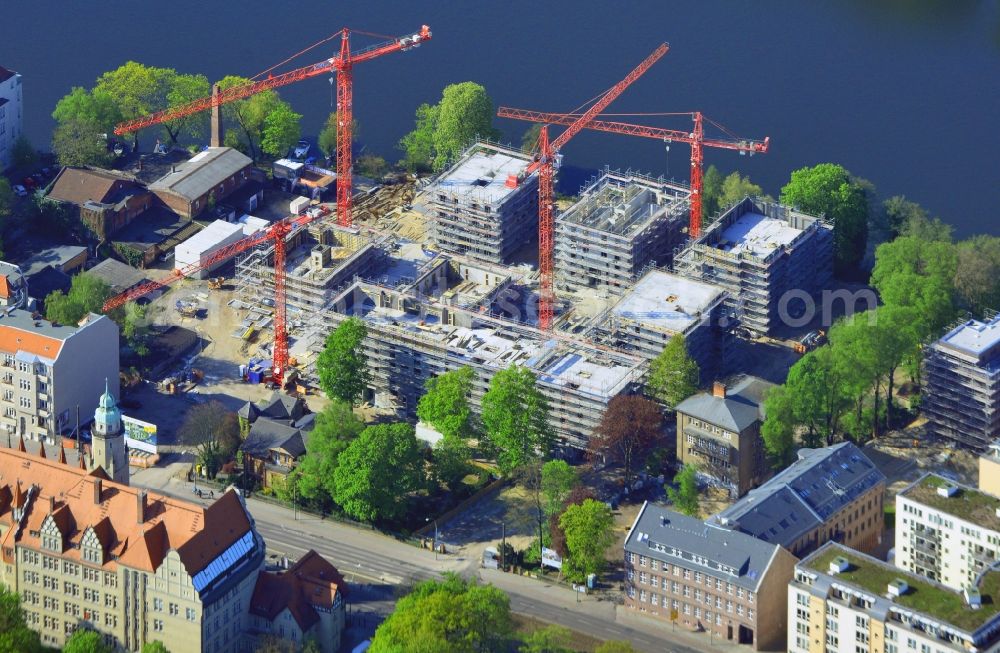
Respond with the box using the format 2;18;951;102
137;490;147;524
713;382;727;398
93;478;102;505
210;83;224;148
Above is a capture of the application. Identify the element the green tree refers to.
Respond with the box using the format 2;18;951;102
163;72;211;143
595;642;640;653
316;317;370;404
784;346;851;447
0;584;41;653
760;384;796;469
94;62;175;150
780;163;869;276
217;75;294;162
12;135;36;168
400;82;501;172
431;433;472;489
121;301;150;356
261;103;303;157
178;401;242;464
357;154;388;179
332;423;424;522
398;103;438;172
295;400;365;504
589;395;662;485
142;642;171;653
519;625;573;653
371;574;513;653
646;334;700;409
418;366;476;441
481;366;553;476
44;272;113;325
954;235;1000;316
701;164;724;222
317;111;358;157
52;86;123;134
871;236;957;339
540;459;579;518
719;170;763;207
899;212;953;242
668;464;700;517
0;177;13;218
521;123;543;152
63;628;113;653
52;117;114;167
882;195;929;240
559;499;615;582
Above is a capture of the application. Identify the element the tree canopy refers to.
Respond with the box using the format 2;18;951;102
261;103;303;157
417;366;477;441
481;366;553;476
559;499;616;582
63;628;113;653
44;272;113;325
780;163;869;277
52;116;114;168
590;395;662;484
332;423;425;522
316;317;370;404
371;574;513;653
317;111;358;157
0;584;41;652
646;334;700;410
217;75;299;162
178;401;241;477
519;624;574;653
294;400;364;505
399;82;501;172
540;459;579;518
141;642;172;653
954;235;1000;316
668;464;700;517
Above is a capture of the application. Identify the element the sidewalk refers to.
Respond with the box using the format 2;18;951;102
617;609;742;652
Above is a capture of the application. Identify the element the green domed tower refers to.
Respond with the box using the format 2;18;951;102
89;379;128;485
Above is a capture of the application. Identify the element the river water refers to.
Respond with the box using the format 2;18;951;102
5;1;999;237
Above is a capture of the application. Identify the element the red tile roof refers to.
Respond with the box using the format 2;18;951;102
249;550;344;631
0;447;251;578
47;168;139;207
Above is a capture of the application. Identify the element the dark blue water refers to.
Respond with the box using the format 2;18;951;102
5;1;999;237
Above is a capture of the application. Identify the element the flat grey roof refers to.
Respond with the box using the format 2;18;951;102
610;270;725;335
709;442;885;548
626;501;780;591
22;245;88;276
719;212;802;257
429;143;533;205
148;147;251;201
939;316;1000;360
88;259;147;292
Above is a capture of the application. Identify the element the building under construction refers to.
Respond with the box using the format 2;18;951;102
922;315;1000;451
323;273;646;451
590;269;731;383
555;170;689;295
673;197;833;336
235;221;382;313
427;141;539;264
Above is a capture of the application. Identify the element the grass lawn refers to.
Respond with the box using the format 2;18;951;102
809;547;1000;631
512;614;605;652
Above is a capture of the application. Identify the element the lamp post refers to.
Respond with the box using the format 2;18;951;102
425;517;439;560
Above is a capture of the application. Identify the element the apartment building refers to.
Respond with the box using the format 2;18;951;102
0;445;264;651
325;278;645;451
0;309;119;442
674;197;833;336
708;442;886;557
896;473;1000;591
0;261;29;310
554;170;689;295
624;502;797;650
788;542;1000;653
427;141;539;264
590;269;731;384
922;316;1000;451
674;376;775;496
0;65;23;171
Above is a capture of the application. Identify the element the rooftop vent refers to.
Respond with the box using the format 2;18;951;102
887;579;909;598
964;587;982;609
937;484;958;498
829;556;849;575
713;382;727;399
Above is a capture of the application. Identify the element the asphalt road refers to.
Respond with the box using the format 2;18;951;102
247;499;707;653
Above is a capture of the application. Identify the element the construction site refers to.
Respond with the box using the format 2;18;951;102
554;169;690;296
92;29;838;454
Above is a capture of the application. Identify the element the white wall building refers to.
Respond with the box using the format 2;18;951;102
175;220;246;279
896;472;1000;591
0;66;23;171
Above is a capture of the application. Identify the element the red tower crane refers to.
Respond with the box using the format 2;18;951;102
102;206;332;384
499;43;668;331
113;25;432;228
496;110;769;239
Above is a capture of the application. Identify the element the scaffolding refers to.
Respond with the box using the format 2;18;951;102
673;197;833;336
426;140;539;264
555;169;690;295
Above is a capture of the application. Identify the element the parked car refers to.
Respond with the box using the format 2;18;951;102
293;140;310;159
21;177;36;189
12;184;27;197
